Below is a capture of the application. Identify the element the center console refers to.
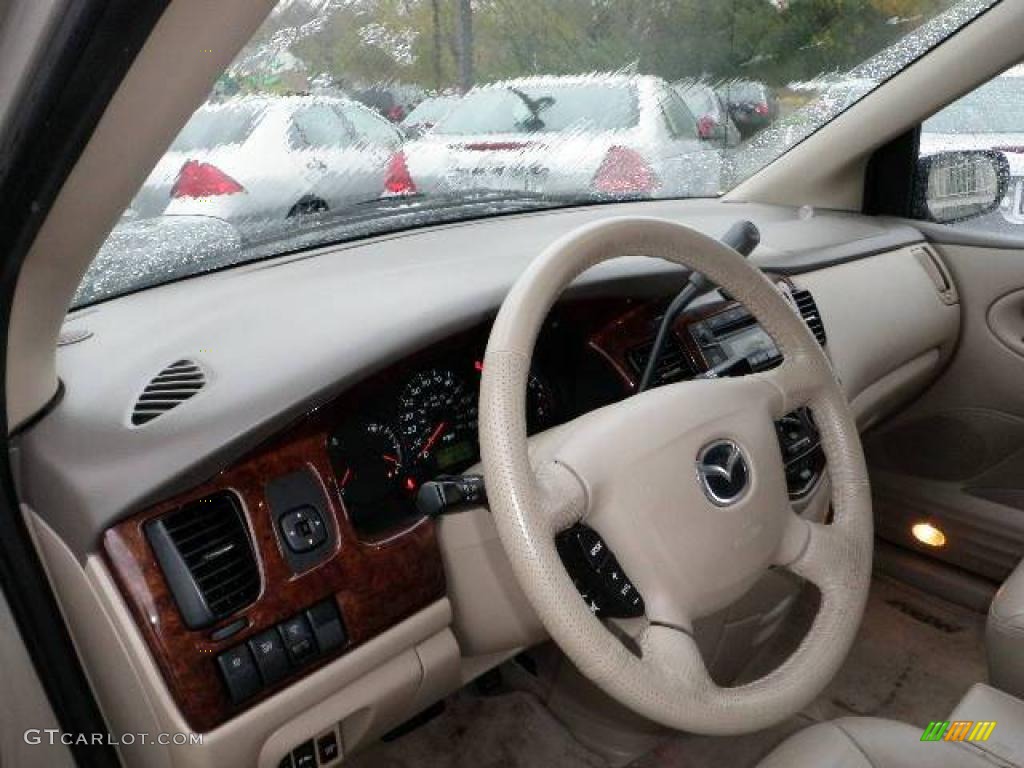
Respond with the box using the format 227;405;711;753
589;283;829;502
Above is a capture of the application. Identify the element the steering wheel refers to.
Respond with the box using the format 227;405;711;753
479;217;873;735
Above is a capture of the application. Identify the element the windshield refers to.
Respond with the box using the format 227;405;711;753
75;0;999;308
924;75;1024;134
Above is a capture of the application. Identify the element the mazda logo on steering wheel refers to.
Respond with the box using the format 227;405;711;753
696;440;750;506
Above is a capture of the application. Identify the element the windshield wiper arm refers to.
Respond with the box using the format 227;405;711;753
508;88;555;132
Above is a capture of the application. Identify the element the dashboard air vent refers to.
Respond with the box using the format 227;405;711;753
627;339;693;386
791;288;827;347
132;359;205;425
146;493;260;630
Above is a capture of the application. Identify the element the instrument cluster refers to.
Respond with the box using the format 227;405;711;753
328;355;559;535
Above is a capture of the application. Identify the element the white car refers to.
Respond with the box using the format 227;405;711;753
131;94;404;226
920;68;1024;226
388;74;725;201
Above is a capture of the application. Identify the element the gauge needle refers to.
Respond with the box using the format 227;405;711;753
420;421;448;457
382;454;399;465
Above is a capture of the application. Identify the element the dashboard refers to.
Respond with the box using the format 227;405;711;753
95;287;825;730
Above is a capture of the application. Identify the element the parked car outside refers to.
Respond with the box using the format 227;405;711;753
720;80;779;138
389;74;726;201
130;94;404;229
402;95;461;137
920;67;1024;227
674;80;741;148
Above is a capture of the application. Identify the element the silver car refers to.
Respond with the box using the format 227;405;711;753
132;94;404;226
389;74;725;201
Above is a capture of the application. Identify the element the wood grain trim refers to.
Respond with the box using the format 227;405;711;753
103;425;445;732
587;296;733;388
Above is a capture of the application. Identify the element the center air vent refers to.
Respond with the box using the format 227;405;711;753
791;288;827;346
131;359;206;426
627;338;693;386
146;493;260;630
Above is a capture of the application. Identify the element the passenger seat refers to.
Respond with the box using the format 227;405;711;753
988;558;1024;699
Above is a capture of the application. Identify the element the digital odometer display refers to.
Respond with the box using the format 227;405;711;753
435;441;475;470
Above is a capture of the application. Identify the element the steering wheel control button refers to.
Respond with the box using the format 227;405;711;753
774;408;825;499
248;628;291;686
575;526;609;570
556;525;645;618
306;599;348;654
216;645;262;704
696;440;750;506
279;505;327;554
279;614;318;664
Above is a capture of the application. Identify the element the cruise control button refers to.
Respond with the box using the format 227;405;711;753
575;527;609;570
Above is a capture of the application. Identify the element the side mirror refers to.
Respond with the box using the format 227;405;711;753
914;149;1010;224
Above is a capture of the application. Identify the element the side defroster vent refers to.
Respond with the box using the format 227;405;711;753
791;288;827;346
146;492;260;630
131;359;206;426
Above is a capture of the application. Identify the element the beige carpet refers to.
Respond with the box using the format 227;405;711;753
345;575;988;767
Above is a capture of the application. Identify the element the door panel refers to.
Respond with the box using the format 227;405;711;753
0;589;73;767
867;240;1024;582
987;288;1024;358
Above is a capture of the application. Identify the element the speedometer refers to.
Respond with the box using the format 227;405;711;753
397;367;478;474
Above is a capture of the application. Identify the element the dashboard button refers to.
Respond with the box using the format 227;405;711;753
248;628;291;686
278;505;327;554
317;729;341;765
279;615;318;664
216;645;261;704
306;600;347;654
292;740;316;768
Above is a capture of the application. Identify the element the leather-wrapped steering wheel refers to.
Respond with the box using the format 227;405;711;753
479;217;872;735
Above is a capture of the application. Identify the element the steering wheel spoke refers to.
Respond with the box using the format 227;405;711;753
534;459;587;533
762;351;829;415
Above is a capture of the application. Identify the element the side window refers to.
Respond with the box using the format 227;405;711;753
659;90;698;140
342;105;402;149
917;68;1023;232
290;105;353;149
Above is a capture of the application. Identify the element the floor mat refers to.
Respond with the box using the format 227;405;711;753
344;690;608;768
347;576;988;767
803;575;987;727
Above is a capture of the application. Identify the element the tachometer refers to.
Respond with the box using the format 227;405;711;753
398;367;478;474
329;421;404;509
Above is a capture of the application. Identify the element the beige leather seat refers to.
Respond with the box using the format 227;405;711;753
757;684;1024;767
988;558;1024;699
